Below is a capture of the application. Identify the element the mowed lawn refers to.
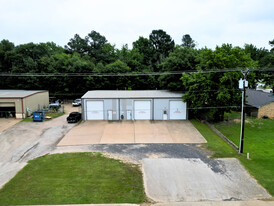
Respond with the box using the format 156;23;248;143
191;118;274;196
0;153;147;205
214;118;274;196
22;112;64;122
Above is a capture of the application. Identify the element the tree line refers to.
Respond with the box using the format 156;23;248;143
0;29;273;121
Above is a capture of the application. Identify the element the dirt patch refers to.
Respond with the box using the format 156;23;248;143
233;119;241;123
232;119;250;123
63;104;81;114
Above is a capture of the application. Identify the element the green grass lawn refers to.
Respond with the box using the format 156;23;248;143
223;111;241;121
190;119;238;158
191;118;274;196
22;112;64;122
214;118;274;196
0;153;147;205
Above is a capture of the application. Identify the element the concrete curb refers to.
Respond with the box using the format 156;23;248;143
14;201;274;206
36;204;140;206
204;121;239;151
155;200;274;206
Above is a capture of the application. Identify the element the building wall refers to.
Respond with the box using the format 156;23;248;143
246;106;258;118
258;102;274;118
0;98;23;118
120;99;133;120
104;99;119;120
82;98;186;120
82;99;119;120
121;99;153;120
0;91;49;119
23;91;49;117
154;99;169;120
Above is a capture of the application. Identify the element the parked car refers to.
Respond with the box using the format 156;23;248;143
72;99;81;107
48;100;61;109
49;97;63;104
67;112;81;123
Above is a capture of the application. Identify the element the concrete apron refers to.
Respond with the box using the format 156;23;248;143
142;158;271;202
58;120;207;146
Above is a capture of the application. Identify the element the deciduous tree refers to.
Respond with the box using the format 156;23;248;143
182;34;196;48
149;29;175;66
181;44;257;121
159;46;199;90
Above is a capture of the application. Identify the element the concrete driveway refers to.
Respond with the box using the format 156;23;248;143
0;118;20;133
143;158;271;202
0;111;76;189
58;120;206;146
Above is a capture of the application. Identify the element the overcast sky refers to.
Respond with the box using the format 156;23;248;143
0;0;274;50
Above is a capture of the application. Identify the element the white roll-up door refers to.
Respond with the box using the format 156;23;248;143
86;100;104;120
169;100;186;120
134;100;151;120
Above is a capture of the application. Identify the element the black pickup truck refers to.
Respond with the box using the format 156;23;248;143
67;112;81;123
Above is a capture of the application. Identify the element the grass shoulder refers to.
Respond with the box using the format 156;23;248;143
0;152;148;205
214;118;274;196
190;119;237;158
191;118;274;196
21;112;64;122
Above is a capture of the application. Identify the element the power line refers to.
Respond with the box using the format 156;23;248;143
0;104;261;113
47;89;243;96
0;68;273;77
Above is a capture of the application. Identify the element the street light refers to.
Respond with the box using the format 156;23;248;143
239;68;249;153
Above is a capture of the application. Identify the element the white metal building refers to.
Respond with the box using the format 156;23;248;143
81;90;187;120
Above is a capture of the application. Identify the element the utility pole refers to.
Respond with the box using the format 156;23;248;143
239;68;249;153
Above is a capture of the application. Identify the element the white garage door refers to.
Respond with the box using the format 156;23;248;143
86;101;104;120
134;100;151;120
170;101;186;120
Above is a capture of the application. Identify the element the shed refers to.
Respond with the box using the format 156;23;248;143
246;89;274;118
81;90;187;120
0;90;49;119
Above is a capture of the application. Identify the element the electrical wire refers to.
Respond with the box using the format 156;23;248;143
0;68;273;77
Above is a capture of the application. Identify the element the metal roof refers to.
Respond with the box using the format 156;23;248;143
246;89;274;108
82;90;183;99
0;90;48;98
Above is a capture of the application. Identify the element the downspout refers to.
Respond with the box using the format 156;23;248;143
21;98;24;118
186;101;188;120
118;98;120;120
152;99;154;120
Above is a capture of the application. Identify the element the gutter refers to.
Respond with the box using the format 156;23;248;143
0;90;48;99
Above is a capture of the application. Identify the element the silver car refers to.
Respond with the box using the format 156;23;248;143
72;99;81;106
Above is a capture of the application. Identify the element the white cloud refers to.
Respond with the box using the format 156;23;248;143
0;0;273;49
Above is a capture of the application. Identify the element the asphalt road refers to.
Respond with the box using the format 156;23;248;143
53;143;209;163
